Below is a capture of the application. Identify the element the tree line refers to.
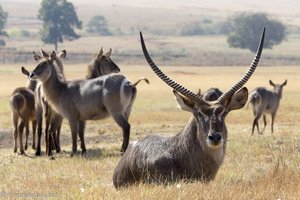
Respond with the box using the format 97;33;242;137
0;0;287;52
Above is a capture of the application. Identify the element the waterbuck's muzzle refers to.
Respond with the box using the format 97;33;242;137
29;72;36;79
207;132;223;148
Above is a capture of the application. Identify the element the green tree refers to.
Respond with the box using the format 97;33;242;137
0;4;8;46
87;15;111;35
38;0;82;50
226;13;286;52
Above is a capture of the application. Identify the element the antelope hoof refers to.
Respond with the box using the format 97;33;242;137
20;150;25;155
81;151;87;157
32;144;35;150
35;148;41;156
25;145;28;150
70;151;77;157
56;148;61;153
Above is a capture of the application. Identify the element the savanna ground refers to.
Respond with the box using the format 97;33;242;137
0;63;299;199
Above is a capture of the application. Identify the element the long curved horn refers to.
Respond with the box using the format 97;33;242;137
217;27;265;105
140;32;208;104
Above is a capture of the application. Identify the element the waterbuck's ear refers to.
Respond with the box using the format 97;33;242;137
32;51;41;61
173;90;194;113
21;66;30;76
57;50;67;58
269;80;275;87
41;49;49;58
226;87;248;111
97;47;104;59
49;51;56;61
282;79;287;86
105;48;112;58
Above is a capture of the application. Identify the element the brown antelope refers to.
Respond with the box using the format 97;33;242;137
10;86;36;154
21;50;67;156
113;28;265;188
24;51;148;156
249;79;287;134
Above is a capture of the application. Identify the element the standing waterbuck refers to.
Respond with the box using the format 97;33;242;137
10;85;36;154
22;50;67;156
25;51;148;155
249;79;287;134
24;48;122;156
113;28;265;188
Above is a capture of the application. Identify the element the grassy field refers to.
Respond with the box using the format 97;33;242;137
0;63;299;199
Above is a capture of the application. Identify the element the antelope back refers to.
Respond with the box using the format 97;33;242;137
203;88;223;101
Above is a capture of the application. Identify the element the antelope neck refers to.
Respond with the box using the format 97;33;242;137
42;64;65;107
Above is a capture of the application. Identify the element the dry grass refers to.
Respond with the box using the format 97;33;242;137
0;64;299;199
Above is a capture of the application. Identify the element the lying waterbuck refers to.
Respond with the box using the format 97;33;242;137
10;85;36;154
113;28;265;188
249;79;287;134
25;51;148;155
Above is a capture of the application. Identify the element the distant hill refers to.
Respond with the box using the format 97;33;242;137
1;0;299;31
0;0;299;66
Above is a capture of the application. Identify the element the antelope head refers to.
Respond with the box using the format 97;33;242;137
93;47;120;75
269;79;287;99
29;51;57;82
140;28;265;149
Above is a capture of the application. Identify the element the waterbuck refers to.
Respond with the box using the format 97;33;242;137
22;50;67;156
249;79;287;134
113;28;265;188
25;51;148;155
9;86;36;154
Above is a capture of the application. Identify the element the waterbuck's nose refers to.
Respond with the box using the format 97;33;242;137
208;132;222;144
29;73;35;79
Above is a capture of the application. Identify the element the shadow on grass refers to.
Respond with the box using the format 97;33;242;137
54;146;122;160
85;147;122;160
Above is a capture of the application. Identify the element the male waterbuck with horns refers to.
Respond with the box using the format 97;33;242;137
113;28;265;188
249;79;287;134
24;51;148;155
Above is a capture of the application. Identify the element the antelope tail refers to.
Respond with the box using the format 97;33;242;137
132;77;150;87
246;92;259;109
10;93;25;119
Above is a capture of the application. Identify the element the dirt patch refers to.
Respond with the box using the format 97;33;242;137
0;129;13;149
